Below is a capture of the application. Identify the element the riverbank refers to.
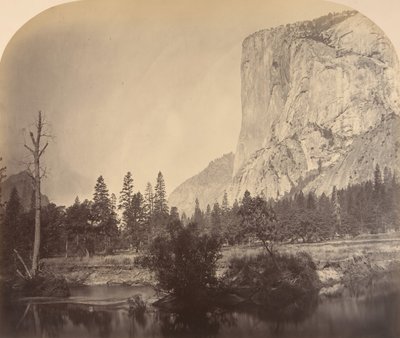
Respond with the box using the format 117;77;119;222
41;232;400;298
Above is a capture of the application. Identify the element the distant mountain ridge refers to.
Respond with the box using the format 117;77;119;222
1;171;50;210
168;153;234;215
169;10;400;216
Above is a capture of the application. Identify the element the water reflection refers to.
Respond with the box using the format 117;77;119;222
157;309;235;338
1;287;398;338
67;306;112;338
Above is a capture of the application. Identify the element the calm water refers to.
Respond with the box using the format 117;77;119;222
1;285;399;338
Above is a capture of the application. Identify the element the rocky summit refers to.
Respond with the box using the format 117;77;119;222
170;11;400;216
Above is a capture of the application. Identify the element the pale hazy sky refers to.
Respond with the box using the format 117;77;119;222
0;0;399;206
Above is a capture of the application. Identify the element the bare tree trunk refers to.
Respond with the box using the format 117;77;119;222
65;238;68;258
24;111;49;277
32;150;41;275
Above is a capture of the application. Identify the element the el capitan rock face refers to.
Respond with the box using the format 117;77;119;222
230;11;400;201
170;11;400;215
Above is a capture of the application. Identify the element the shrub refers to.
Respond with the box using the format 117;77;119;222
104;257;118;265
224;251;320;318
148;222;222;302
16;272;70;297
122;257;132;265
133;255;152;268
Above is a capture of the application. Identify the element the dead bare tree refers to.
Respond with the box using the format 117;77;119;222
0;157;6;207
24;111;50;276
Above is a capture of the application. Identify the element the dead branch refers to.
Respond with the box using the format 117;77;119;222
14;249;32;279
29;132;36;148
24;144;34;154
16;269;28;281
39;143;48;158
17;304;31;328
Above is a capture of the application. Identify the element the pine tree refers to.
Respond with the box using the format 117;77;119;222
221;191;229;213
0;157;6;210
110;193;117;213
181;212;188;226
192;198;203;225
383;166;392;186
170;207;180;221
92;176;118;253
331;186;341;236
93;176;110;222
154;172;169;217
127;191;146;250
306;192;316;209
119;172;134;227
374;164;383;192
296;191;306;209
144;182;154;220
1;188;22;272
211;202;222;237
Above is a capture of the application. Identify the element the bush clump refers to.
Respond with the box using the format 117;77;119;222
17;272;70;297
148;222;222;305
224;251;320;318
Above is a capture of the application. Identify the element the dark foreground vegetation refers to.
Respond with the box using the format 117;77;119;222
146;215;320;315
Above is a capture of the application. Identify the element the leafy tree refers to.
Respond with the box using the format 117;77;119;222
225;199;242;245
210;202;222;238
65;198;94;257
41;204;66;257
149;221;222;302
239;191;277;258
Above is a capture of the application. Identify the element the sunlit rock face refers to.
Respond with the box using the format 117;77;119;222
170;11;400;214
230;11;400;201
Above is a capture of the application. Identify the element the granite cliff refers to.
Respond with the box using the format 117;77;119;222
169;153;234;215
170;11;400;215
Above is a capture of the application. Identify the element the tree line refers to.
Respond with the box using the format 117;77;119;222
0;170;172;267
1;163;398;269
182;164;399;245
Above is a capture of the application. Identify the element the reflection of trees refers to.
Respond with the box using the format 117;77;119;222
238;290;319;334
67;305;113;338
158;308;237;338
128;300;148;338
35;303;67;338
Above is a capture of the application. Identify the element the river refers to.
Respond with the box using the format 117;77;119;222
1;285;399;338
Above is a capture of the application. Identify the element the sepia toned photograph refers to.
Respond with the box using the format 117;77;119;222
0;0;399;337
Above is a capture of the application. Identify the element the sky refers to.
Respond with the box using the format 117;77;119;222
0;0;399;206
